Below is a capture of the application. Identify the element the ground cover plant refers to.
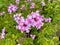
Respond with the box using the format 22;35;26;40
0;0;60;45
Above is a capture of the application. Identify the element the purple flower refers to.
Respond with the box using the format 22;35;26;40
14;13;21;22
16;20;31;33
8;4;18;14
0;11;5;16
30;3;35;9
1;27;5;39
14;14;31;33
14;11;52;33
41;0;45;6
14;13;23;23
20;19;31;33
30;34;36;40
44;17;52;22
27;11;44;29
15;0;20;4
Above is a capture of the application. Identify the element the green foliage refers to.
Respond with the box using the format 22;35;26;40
0;0;60;45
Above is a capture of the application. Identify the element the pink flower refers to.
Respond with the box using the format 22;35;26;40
14;14;31;33
0;11;5;16
41;0;45;6
1;27;5;39
30;3;35;9
44;18;52;22
27;11;44;29
14;11;52;33
20;19;31;33
14;13;22;24
16;20;31;33
36;21;44;29
30;34;36;40
8;4;18;14
15;0;20;4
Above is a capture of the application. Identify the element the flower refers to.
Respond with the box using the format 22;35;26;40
14;13;22;24
16;19;31;33
8;4;18;14
14;14;31;33
27;11;44;29
44;17;52;22
30;3;35;9
14;11;52;33
15;0;20;4
0;11;5;16
30;34;36;40
41;0;45;6
1;27;5;39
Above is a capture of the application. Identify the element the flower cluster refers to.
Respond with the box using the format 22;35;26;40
14;10;51;34
8;4;18;14
27;11;44;29
14;13;31;33
7;0;52;40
